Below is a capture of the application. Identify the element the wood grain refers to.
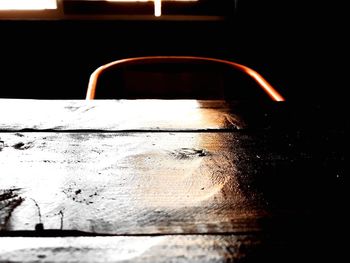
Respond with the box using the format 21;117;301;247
1;128;341;235
0;235;267;263
0;99;344;262
0;132;281;234
4;99;331;133
0;99;244;131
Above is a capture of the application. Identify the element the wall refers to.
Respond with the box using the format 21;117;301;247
0;0;342;101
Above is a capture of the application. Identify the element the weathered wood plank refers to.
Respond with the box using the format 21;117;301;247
0;132;280;234
0;100;344;262
0;99;344;133
0;99;244;131
0;233;331;263
1;130;340;235
0;235;264;263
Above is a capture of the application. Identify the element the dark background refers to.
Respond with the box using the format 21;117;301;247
0;0;343;101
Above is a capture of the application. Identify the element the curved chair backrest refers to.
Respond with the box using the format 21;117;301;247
86;56;285;101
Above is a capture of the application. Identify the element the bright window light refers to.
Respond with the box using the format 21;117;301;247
154;0;161;17
107;0;198;17
0;0;57;10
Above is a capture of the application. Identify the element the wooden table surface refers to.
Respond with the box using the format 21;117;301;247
0;99;345;262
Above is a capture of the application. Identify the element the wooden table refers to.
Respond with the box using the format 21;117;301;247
0;99;345;262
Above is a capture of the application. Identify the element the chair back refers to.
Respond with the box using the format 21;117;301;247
86;56;285;101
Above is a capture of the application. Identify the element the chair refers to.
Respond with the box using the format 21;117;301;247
86;56;285;101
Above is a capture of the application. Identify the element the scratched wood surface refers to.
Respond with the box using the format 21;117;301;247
0;233;331;263
2;99;337;133
0;99;244;131
0;132;272;234
0;234;296;263
0;99;345;262
0;99;344;133
0;131;343;235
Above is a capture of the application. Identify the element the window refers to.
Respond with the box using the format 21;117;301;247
0;0;57;10
0;0;236;20
106;0;199;17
